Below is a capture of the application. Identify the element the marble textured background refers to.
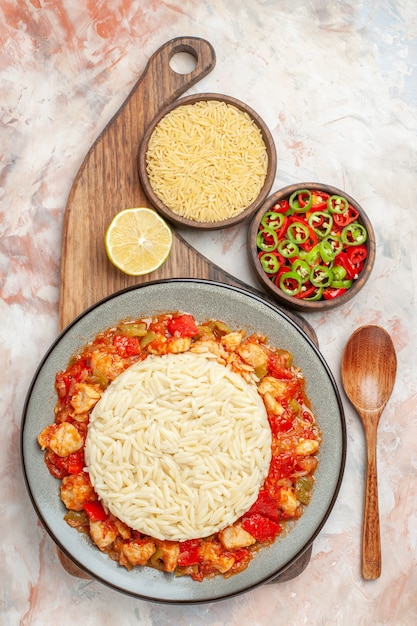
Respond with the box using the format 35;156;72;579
1;1;416;624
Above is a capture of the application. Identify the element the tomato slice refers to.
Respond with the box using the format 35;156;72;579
167;314;199;337
242;513;281;542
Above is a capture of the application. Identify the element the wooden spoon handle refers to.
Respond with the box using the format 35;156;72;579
362;418;381;579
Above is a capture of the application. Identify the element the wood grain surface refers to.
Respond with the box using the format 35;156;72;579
58;36;317;584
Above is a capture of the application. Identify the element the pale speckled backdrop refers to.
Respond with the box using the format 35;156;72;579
1;1;416;624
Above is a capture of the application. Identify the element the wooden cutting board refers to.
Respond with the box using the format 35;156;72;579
58;36;316;584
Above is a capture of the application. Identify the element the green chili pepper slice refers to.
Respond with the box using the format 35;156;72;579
256;228;279;251
341;223;368;246
289;189;313;212
305;243;321;266
307;211;333;237
310;265;334;288
261;211;285;231
332;264;347;281
319;239;336;263
303;286;324;301
291;258;311;283
279;271;303;296
324;234;344;256
259;252;280;274
277;239;299;258
330;279;353;289
287;221;310;244
327;195;349;214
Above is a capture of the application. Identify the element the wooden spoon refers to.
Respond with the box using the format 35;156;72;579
341;325;397;579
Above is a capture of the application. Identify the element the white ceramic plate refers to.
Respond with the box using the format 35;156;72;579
21;279;346;603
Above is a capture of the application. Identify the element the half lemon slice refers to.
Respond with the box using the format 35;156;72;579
105;207;173;276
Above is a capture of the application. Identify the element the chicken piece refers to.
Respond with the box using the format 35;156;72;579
237;341;268;370
90;350;125;381
220;331;245;352
146;333;169;355
70;383;101;415
257;376;287;400
156;541;180;573
219;523;256;550
113;518;131;540
167;336;192;354
262;392;285;416
198;540;235;574
190;338;227;361
60;472;96;511
278;487;299;517
295;439;320;456
38;422;83;457
120;539;156;567
89;519;118;550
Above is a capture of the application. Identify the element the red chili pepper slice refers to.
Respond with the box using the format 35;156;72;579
241;513;282;542
83;501;108;521
178;539;201;566
167;314;199;337
333;252;358;280
322;287;348;300
333;205;359;227
346;244;367;264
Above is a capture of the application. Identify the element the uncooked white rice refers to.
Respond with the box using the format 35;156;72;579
85;352;271;541
145;100;268;223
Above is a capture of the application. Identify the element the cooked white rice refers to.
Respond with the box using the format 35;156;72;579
85;352;271;541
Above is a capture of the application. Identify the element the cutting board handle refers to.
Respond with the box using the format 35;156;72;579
138;36;216;103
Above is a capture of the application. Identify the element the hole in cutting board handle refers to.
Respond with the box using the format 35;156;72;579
169;51;198;74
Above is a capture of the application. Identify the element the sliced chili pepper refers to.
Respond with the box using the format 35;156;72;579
300;285;324;301
279;271;303;296
305;244;322;267
323;287;348;300
308;211;333;237
319;239;336;263
333;205;359;227
277;239;299;258
259;252;280;274
327;195;349;214
333;252;357;280
256;227;279;251
330;279;353;289
346;244;368;264
291;258;310;283
310;265;334;288
332;264;347;281
286;221;310;245
271;199;290;214
341;223;367;246
261;211;286;231
289;189;313;212
310;191;330;210
324;234;344;256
